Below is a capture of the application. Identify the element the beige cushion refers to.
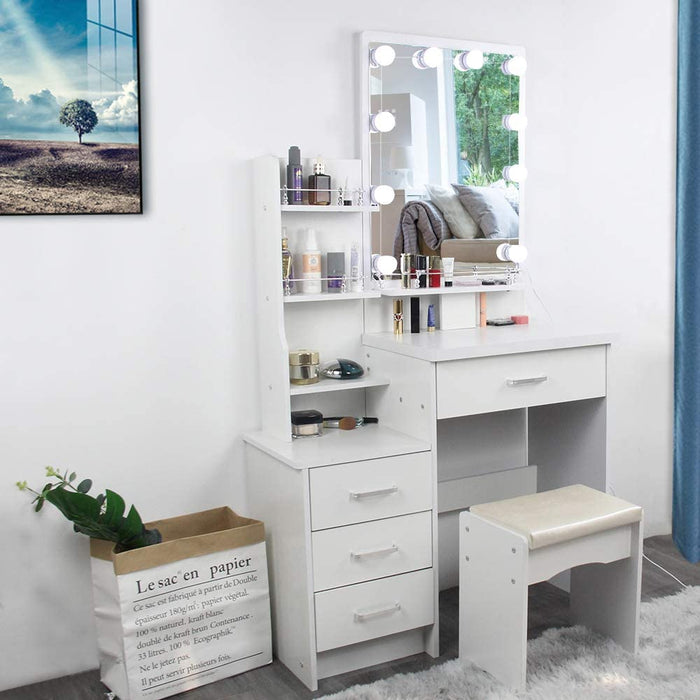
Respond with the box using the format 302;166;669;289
470;485;642;550
425;184;480;239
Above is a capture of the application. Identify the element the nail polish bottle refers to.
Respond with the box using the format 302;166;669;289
308;157;331;205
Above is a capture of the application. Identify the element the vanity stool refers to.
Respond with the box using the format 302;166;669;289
459;484;643;691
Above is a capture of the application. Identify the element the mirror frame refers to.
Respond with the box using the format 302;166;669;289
357;31;527;252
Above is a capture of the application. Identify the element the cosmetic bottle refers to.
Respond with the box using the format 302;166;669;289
281;227;294;293
415;255;428;288
343;178;353;206
427;304;436;332
429;256;441;287
287;146;303;204
326;252;345;293
400;253;412;289
350;242;361;292
393;299;404;335
302;228;322;294
442;257;455;287
410;296;421;333
308;157;331;205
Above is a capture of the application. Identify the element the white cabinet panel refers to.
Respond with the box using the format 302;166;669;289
309;452;432;530
314;568;434;652
312;511;432;591
437;346;606;418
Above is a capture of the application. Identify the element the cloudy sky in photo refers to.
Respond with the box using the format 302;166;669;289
0;0;139;142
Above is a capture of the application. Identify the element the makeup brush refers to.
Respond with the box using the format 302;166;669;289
323;417;379;430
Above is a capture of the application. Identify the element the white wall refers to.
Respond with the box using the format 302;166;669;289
0;0;676;690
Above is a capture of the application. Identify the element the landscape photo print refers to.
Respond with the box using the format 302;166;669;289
0;0;142;215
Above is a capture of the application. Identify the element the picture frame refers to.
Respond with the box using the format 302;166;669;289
0;0;142;215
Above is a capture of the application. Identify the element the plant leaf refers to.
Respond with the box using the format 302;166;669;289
69;472;76;483
35;499;44;512
76;479;92;494
101;490;125;527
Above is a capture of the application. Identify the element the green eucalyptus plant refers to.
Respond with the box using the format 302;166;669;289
17;467;162;551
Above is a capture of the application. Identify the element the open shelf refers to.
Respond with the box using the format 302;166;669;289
379;282;524;297
290;375;389;396
281;204;377;213
243;423;430;469
284;290;380;303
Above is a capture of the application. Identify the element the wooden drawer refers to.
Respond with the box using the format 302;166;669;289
312;511;433;591
309;452;432;531
314;568;434;652
436;346;606;419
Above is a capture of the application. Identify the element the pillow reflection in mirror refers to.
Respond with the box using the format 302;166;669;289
489;179;520;214
425;183;480;239
452;184;519;239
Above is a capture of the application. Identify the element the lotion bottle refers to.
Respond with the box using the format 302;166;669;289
302;228;322;294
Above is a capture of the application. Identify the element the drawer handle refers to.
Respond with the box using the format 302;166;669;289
353;601;401;622
349;485;398;500
506;375;548;387
350;544;399;560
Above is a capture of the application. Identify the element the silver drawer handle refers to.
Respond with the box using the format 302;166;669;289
350;544;399;560
353;602;401;622
506;375;548;386
349;485;398;500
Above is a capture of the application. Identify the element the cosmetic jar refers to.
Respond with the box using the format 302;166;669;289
291;410;323;437
289;350;320;385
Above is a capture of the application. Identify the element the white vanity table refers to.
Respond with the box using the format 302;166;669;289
243;156;612;688
244;31;612;692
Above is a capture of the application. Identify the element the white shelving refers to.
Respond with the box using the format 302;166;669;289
284;290;380;303
290;375;389;396
378;282;524;298
281;204;377;213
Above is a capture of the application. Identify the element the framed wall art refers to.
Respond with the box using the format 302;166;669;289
0;0;142;215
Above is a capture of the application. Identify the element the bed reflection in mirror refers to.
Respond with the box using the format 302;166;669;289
365;36;526;264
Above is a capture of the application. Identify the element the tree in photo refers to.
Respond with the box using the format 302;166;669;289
59;99;98;144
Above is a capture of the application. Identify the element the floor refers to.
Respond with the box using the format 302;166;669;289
2;535;697;700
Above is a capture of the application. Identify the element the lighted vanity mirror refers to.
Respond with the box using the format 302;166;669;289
359;33;526;258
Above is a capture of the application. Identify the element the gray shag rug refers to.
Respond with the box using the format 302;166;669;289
326;586;700;699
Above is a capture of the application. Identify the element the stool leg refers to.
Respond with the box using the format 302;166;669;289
459;512;529;691
570;520;642;653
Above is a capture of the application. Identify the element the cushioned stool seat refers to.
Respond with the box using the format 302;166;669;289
460;484;643;691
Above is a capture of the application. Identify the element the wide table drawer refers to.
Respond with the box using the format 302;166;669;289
309;452;432;531
312;511;433;591
436;345;606;418
314;568;434;652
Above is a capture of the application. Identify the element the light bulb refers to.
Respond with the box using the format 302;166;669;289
370;45;396;67
412;47;442;69
371;185;395;205
496;243;528;264
502;164;528;183
502;113;528;131
376;255;398;276
454;50;484;71
369;111;396;133
501;55;527;76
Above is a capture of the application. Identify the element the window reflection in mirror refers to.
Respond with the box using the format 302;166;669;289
367;39;524;256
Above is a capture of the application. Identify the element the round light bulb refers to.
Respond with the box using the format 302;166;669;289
501;55;527;76
412;46;442;69
369;110;396;133
502;164;528;183
376;255;398;276
371;185;395;205
497;243;528;264
370;45;396;67
454;50;484;71
502;113;528;131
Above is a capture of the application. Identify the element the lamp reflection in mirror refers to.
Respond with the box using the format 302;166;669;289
454;50;484;71
502;113;528;131
373;254;398;288
370;111;396;133
371;184;396;205
496;243;528;264
501;55;527;76
412;47;442;69
370;44;396;67
502;164;528;183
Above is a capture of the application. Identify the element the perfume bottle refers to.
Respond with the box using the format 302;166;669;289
308;158;331;205
281;227;294;293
